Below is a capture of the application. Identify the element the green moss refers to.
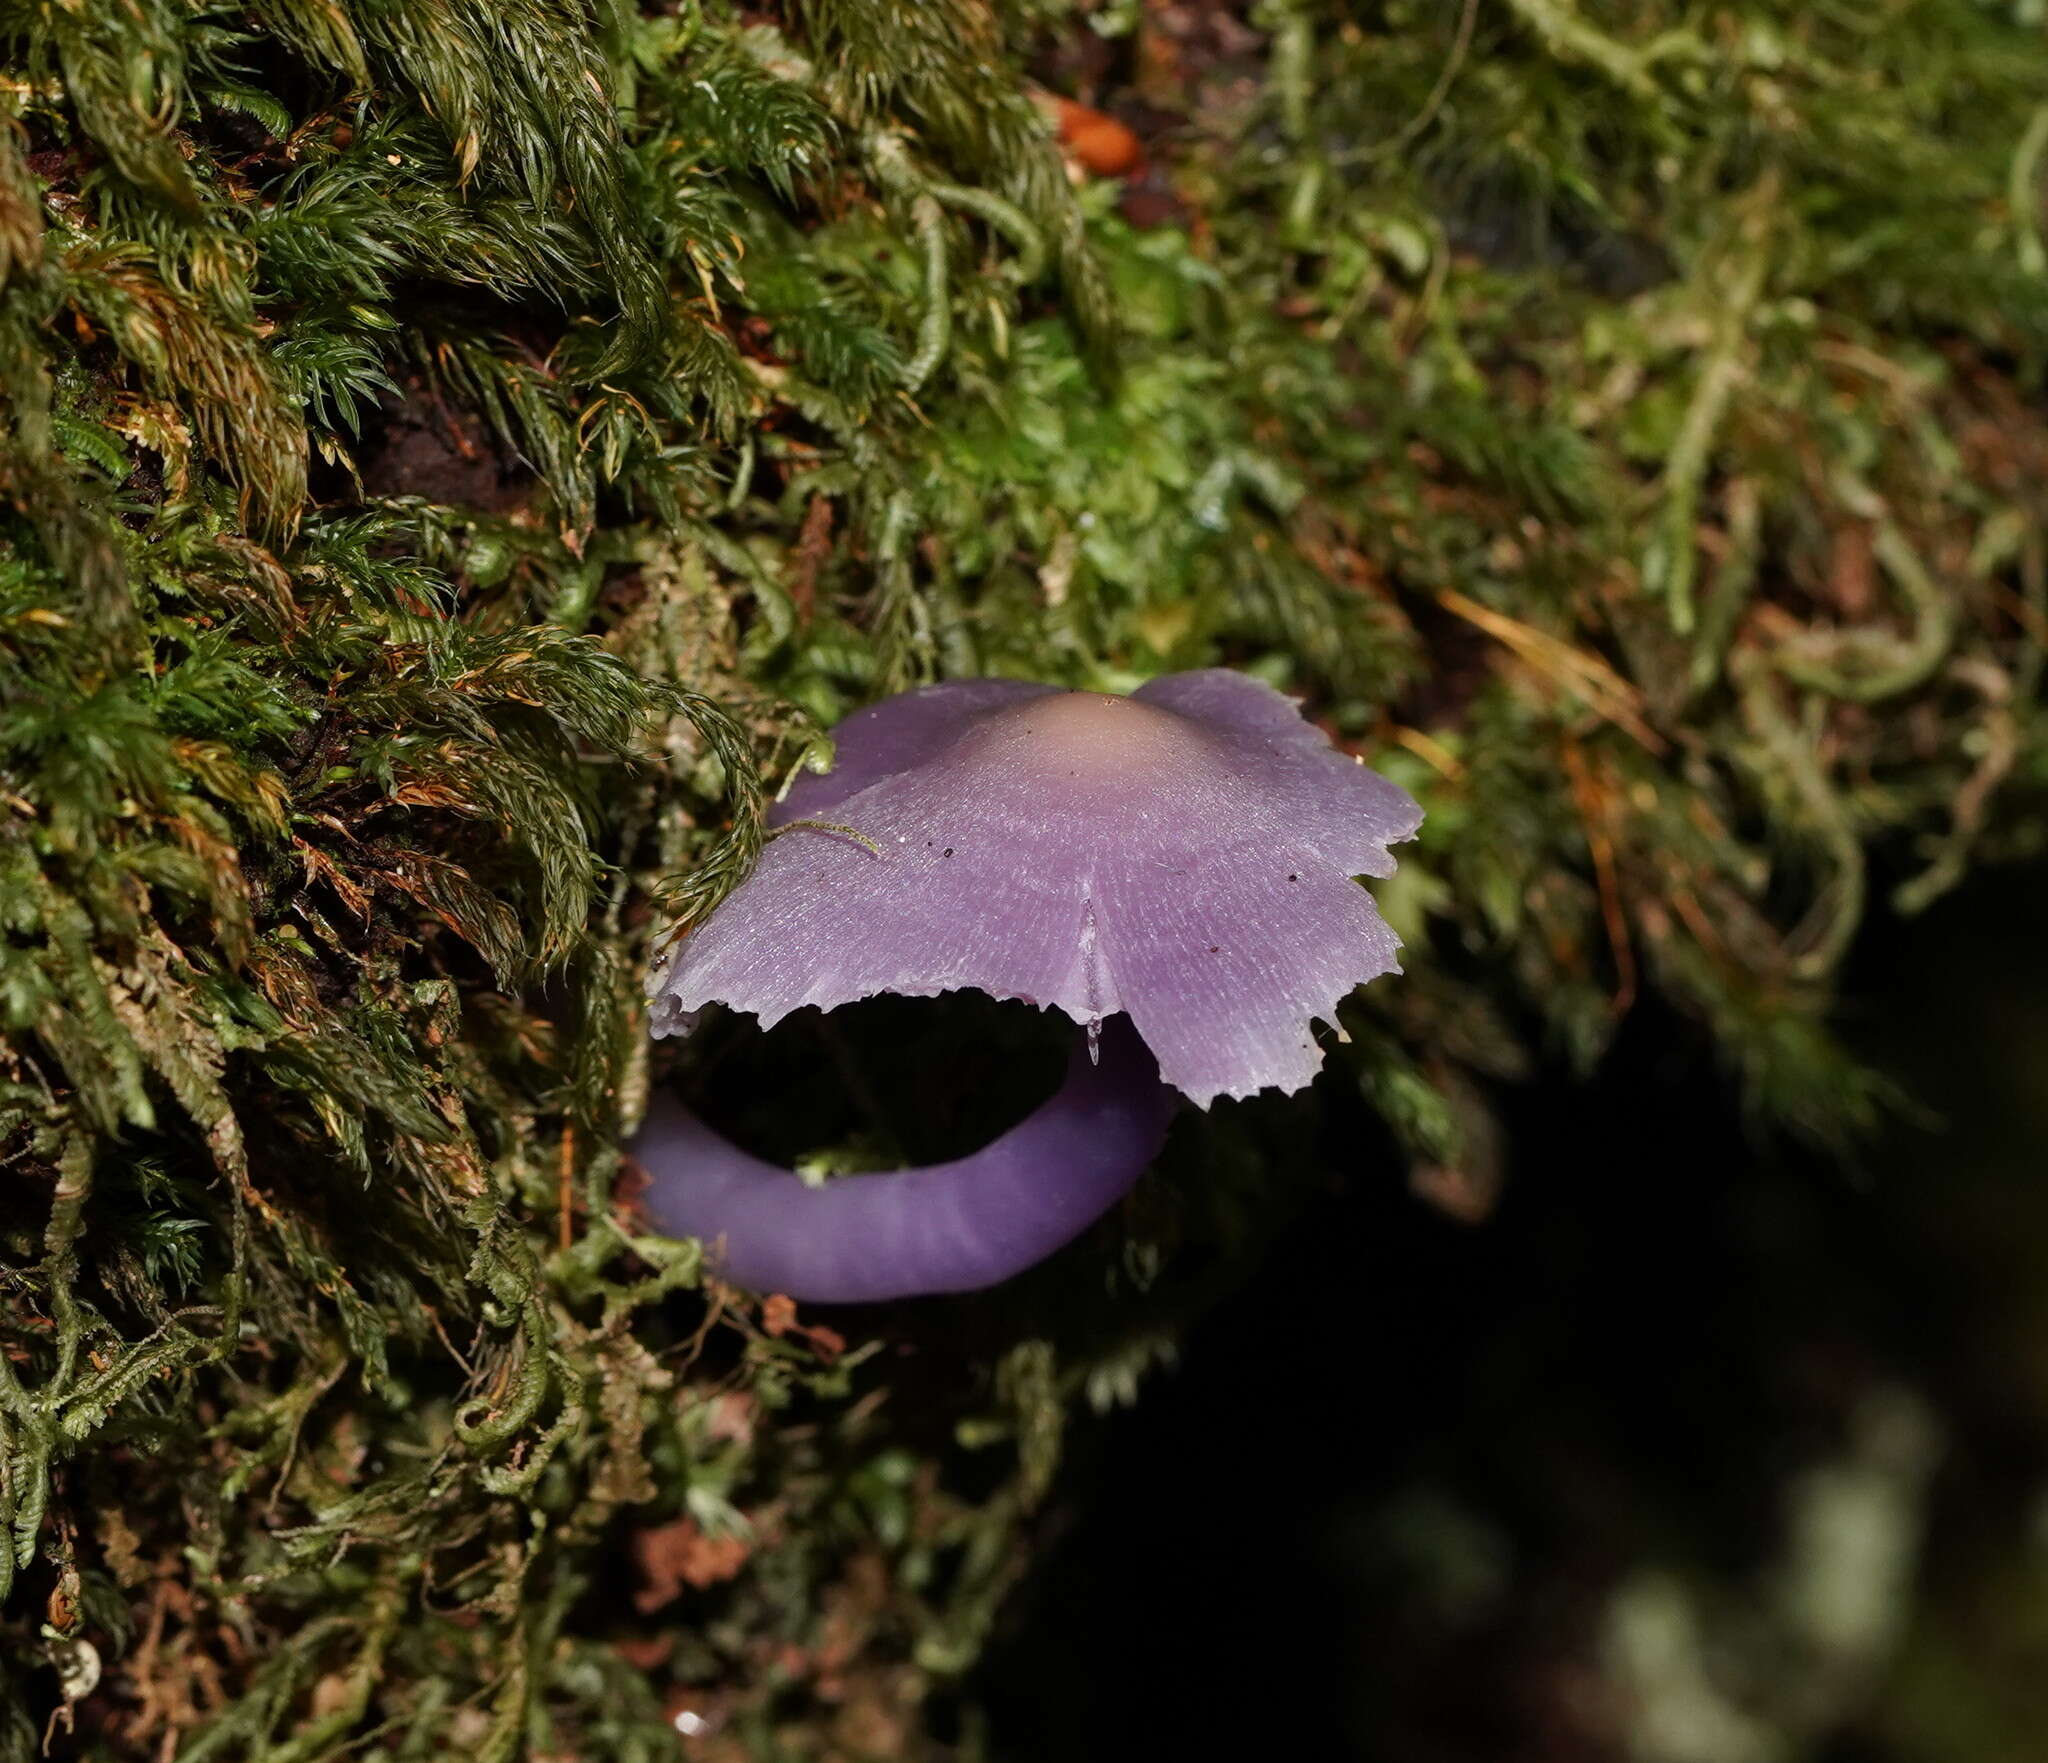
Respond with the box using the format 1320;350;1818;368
2;0;2045;1754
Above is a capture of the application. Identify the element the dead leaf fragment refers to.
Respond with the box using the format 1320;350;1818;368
633;1518;751;1612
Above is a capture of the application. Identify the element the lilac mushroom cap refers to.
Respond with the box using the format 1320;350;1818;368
633;669;1422;1302
651;669;1423;1107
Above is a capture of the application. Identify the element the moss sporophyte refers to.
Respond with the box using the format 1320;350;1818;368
639;673;1421;1300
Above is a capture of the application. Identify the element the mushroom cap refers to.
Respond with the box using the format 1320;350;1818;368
650;669;1423;1106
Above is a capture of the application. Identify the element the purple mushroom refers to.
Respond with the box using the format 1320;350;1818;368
635;670;1422;1301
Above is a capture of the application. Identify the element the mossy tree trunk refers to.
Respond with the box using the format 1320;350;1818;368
2;1;2045;1756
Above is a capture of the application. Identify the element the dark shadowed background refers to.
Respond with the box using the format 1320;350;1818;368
978;857;2048;1762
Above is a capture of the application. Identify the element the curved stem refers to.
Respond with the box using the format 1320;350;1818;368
632;1018;1177;1303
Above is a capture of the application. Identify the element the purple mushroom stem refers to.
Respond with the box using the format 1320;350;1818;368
633;1016;1176;1304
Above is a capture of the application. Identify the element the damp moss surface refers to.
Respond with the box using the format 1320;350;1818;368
3;2;2047;1757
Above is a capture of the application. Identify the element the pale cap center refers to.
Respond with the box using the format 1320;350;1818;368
974;691;1202;778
